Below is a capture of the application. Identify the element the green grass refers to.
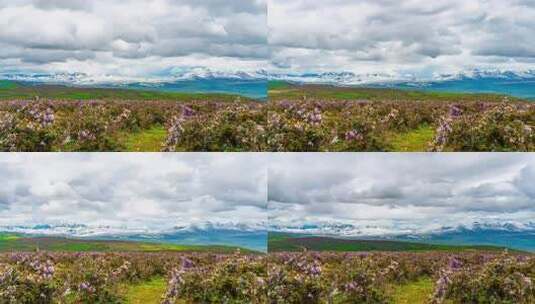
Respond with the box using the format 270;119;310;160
268;233;511;253
0;233;21;241
0;82;252;102
0;80;18;90
122;277;167;304
391;277;434;304
0;235;251;253
268;80;292;90
387;125;435;152
121;125;167;152
268;83;523;103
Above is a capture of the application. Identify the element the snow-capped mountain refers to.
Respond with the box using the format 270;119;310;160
2;68;535;85
270;221;535;238
268;69;535;86
167;67;268;80
431;222;535;233
434;69;535;81
269;222;422;237
270;221;535;252
0;222;268;252
0;68;268;85
0;221;266;237
396;222;535;252
268;71;403;85
0;69;269;99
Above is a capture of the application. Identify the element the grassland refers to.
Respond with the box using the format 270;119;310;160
0;80;247;102
268;233;533;303
0;232;249;253
1;232;531;302
268;81;523;103
1;80;533;151
390;277;435;304
119;125;167;152
386;124;436;151
120;277;167;304
0;80;267;152
0;232;264;303
267;81;534;152
268;232;511;253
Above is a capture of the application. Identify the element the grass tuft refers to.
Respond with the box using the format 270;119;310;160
122;277;167;304
391;277;434;304
121;125;167;152
388;125;435;152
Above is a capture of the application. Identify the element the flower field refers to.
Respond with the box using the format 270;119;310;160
0;251;267;304
267;98;534;152
0;249;533;303
0;82;534;152
267;251;534;304
268;83;535;152
0;98;266;152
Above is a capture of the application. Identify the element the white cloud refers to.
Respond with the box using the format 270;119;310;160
5;0;535;82
268;0;535;78
2;153;534;239
0;0;267;80
0;153;268;233
268;153;535;235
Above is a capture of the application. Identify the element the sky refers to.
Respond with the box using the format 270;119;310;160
268;153;535;236
269;0;535;79
1;153;534;239
0;153;267;236
2;1;535;82
0;0;267;82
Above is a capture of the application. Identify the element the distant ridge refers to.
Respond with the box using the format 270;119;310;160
269;222;535;252
268;233;515;253
0;223;267;252
269;69;535;85
0;68;268;85
0;232;254;253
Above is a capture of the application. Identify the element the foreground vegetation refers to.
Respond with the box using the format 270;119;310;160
268;83;535;152
268;250;534;304
267;234;533;303
0;80;266;152
0;233;532;303
0;233;243;254
0;251;266;303
0;98;265;152
0;81;241;102
1;81;534;151
268;233;510;253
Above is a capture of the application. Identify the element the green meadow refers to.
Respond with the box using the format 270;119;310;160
0;233;248;253
0;80;245;102
268;232;513;253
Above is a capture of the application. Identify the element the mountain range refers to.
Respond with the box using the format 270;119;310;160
0;222;268;252
269;222;535;252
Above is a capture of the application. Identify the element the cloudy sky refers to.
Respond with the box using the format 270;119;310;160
268;153;535;236
2;153;534;238
0;0;267;81
269;0;535;79
3;1;535;82
0;153;267;236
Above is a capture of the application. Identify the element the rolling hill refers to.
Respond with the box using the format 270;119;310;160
268;232;517;253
